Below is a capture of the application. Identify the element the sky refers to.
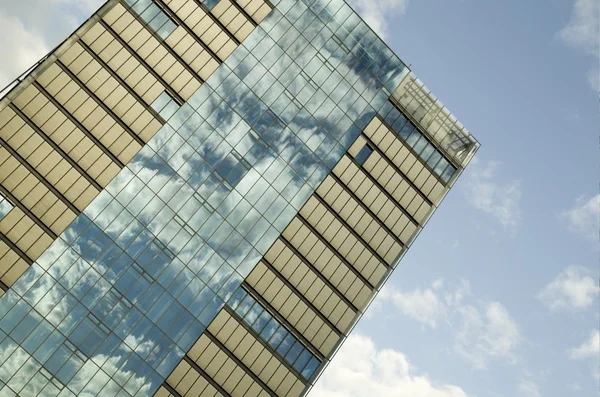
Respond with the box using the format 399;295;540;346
0;1;598;397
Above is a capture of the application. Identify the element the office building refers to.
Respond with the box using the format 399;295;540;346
0;0;479;396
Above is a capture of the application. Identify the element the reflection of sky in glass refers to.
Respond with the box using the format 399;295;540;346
0;194;13;223
0;0;410;395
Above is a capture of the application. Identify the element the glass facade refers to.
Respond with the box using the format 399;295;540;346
0;194;12;223
0;0;479;396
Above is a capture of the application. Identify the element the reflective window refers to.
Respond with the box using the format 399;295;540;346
228;287;321;380
124;0;177;39
354;143;373;165
151;92;181;120
0;193;13;222
383;102;457;183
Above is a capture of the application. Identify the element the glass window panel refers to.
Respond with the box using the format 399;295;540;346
355;144;373;165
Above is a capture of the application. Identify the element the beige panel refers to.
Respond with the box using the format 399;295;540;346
337;151;433;225
234;0;273;24
58;42;161;142
0;207;53;262
166;360;224;397
163;0;238;68
36;63;143;165
315;175;408;262
153;386;177;397
284;201;396;285
187;333;272;397
103;3;202;100
210;0;257;42
246;261;341;355
206;310;306;397
0;146;78;233
82;22;165;106
281;216;377;308
0;241;30;287
362;117;448;204
6;91;118;188
264;238;363;332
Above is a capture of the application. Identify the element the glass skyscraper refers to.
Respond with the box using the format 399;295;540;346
0;0;479;396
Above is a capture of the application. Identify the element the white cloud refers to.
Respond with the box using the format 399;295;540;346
311;333;469;397
377;279;521;370
455;301;522;370
0;0;104;88
560;194;599;241
347;0;409;39
0;12;48;89
568;382;582;391
568;330;599;360
558;0;600;91
518;379;541;397
465;159;522;236
377;279;469;328
537;265;598;312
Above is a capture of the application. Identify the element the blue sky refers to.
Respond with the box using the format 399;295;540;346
0;1;598;397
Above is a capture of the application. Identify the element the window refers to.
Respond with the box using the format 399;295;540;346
354;144;373;165
124;0;177;39
383;101;458;184
151;92;180;120
0;193;13;222
227;288;321;380
202;0;220;9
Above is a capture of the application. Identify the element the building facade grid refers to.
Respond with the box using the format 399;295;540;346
0;0;478;396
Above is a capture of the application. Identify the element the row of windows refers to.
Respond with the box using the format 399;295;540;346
380;101;457;183
35;63;145;164
124;0;179;40
265;237;364;327
165;359;224;397
82;22;167;107
204;310;305;397
246;260;341;356
162;0;239;65
0;145;84;231
301;195;402;266
317;174;413;252
338;150;430;229
347;138;433;224
104;3;202;100
283;217;382;299
58;43;162;142
364;117;447;204
227;287;320;380
7;90;122;189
